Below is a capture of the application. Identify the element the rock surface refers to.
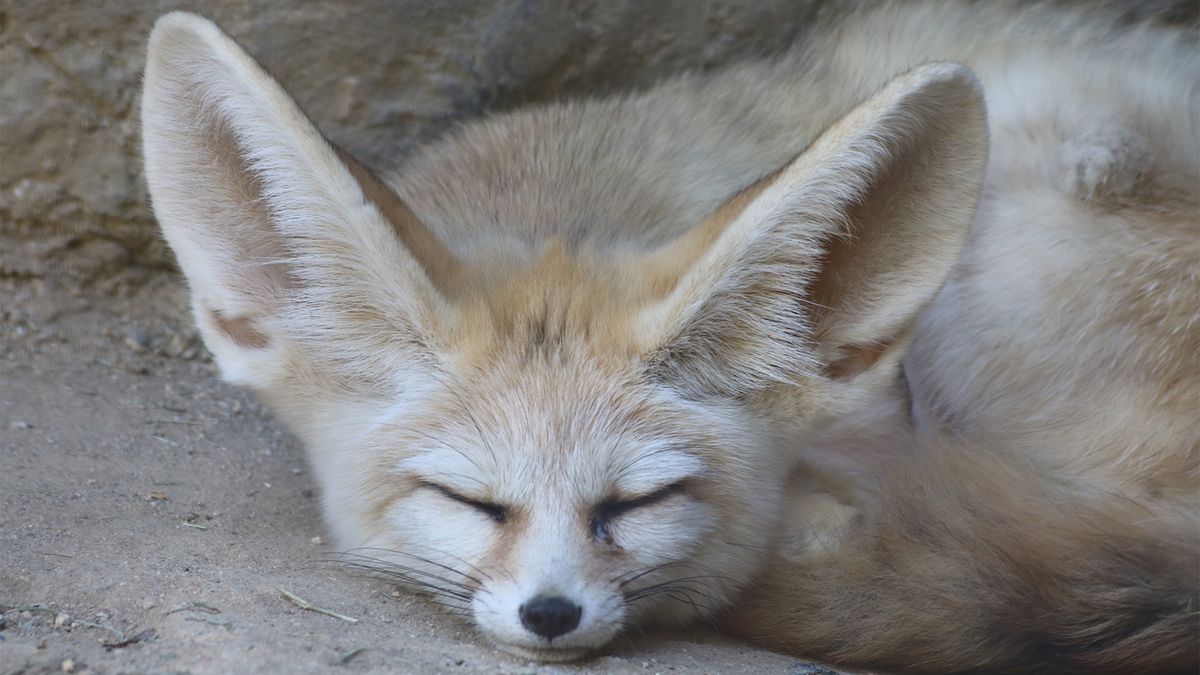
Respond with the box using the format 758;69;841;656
1;0;830;283
2;0;1193;283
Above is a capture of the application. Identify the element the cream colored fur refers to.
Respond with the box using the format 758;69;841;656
142;2;1198;672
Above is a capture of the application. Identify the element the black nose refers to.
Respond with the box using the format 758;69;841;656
518;595;582;639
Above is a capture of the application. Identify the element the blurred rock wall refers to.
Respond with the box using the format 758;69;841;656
1;0;1193;284
0;0;826;283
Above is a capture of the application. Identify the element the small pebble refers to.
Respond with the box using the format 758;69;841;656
125;329;152;353
310;536;323;545
53;612;69;628
9;420;31;430
60;658;75;673
141;598;156;610
163;333;187;357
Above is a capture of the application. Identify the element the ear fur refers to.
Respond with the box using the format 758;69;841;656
637;63;988;398
142;13;455;390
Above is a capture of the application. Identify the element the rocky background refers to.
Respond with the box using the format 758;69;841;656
1;0;832;285
2;0;1195;288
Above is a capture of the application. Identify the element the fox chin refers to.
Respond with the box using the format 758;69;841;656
141;2;1198;673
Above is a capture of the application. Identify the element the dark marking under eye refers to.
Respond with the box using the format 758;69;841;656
422;482;508;524
591;481;688;544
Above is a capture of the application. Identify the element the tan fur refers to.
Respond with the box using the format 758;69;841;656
722;5;1200;672
732;435;1200;674
142;2;1198;671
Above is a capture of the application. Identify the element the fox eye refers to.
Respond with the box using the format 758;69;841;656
424;482;508;524
591;481;687;544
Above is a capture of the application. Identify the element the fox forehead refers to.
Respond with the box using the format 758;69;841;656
442;239;664;364
385;356;714;502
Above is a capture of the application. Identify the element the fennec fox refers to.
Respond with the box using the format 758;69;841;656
141;2;1198;672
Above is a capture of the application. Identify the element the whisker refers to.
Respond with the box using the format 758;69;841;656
334;549;482;588
615;560;692;587
362;544;495;583
625;572;732;590
367;572;473;605
721;538;773;552
342;547;486;585
325;555;475;595
628;585;721;616
425;597;474;615
331;559;474;600
624;574;730;603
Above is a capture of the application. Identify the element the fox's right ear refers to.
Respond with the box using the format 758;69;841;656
636;63;988;403
142;13;456;390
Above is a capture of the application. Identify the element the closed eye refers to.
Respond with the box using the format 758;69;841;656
591;480;688;544
421;482;508;524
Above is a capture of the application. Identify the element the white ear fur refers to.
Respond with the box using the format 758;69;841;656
638;63;988;397
142;13;446;389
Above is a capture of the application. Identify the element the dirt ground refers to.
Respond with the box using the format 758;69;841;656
0;276;832;674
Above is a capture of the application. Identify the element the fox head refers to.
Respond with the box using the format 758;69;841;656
142;13;986;661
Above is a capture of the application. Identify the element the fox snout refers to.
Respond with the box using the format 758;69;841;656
519;595;583;638
464;511;630;658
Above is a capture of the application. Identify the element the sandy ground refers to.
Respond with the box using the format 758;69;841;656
0;277;834;674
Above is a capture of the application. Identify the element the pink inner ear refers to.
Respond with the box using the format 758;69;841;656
211;309;270;348
823;339;894;381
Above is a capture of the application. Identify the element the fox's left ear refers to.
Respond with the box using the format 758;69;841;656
637;63;988;400
142;13;458;391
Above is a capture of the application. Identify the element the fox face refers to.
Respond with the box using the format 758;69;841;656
361;349;783;659
141;12;986;660
262;247;796;659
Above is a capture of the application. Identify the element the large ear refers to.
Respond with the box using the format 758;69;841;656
637;63;988;399
142;13;457;389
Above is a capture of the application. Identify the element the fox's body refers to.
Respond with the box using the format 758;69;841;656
142;3;1198;673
